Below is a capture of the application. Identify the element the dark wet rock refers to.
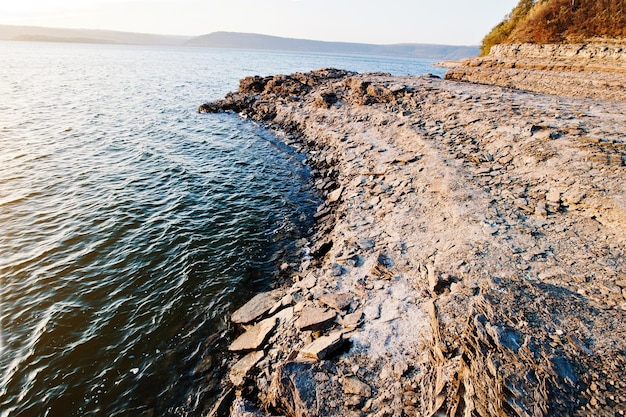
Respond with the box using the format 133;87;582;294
266;360;346;417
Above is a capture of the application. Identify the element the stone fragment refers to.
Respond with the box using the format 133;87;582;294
229;317;277;352
428;264;450;295
319;293;353;311
340;310;363;329
342;376;372;398
546;189;561;203
535;201;548;217
229;351;264;387
357;239;375;250
301;331;345;360
328;186;344;203
296;273;317;290
295;308;336;331
232;290;284;324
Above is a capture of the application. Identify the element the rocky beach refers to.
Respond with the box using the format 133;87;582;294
199;44;626;417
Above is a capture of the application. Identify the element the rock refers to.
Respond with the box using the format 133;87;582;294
357;239;375;250
230;396;269;417
546;189;561;203
301;331;345;360
207;387;235;417
328;186;344;203
313;91;338;109
429;268;452;295
535;201;548;217
296;273;317;290
339;310;363;329
319;293;353;311
295;307;336;331
342;376;372;398
229;317;277;352
272;306;295;324
229;351;264;387
232;289;284;324
267;360;319;417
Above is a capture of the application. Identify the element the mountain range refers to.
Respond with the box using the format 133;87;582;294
0;25;478;60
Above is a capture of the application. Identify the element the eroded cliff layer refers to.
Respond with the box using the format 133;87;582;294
445;43;626;101
201;69;626;417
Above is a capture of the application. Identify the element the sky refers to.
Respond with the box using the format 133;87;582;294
0;0;519;46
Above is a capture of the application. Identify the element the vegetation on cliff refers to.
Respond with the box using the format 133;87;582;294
481;0;626;54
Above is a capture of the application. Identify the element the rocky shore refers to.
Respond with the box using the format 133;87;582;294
199;66;626;417
445;42;626;102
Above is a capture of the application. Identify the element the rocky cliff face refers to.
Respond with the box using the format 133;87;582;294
445;43;626;101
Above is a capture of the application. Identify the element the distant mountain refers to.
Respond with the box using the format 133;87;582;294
0;25;191;46
0;25;479;60
186;32;479;60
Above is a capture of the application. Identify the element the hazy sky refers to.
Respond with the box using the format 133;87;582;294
0;0;518;45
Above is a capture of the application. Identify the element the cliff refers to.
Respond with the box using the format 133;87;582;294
200;68;626;417
445;42;626;101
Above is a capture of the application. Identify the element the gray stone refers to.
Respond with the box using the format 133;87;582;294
229;317;277;352
230;351;264;387
268;361;319;417
301;331;345;360
232;290;284;324
342;376;372;398
319;293;353;311
295;307;336;331
230;396;269;417
340;310;363;329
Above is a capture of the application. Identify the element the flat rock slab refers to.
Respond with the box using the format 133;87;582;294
229;317;277;352
295;307;336;331
301;331;345;360
231;289;284;325
230;351;265;387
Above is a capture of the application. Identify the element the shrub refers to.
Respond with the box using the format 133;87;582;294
481;0;626;54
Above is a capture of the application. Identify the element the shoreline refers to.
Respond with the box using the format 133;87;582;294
201;67;625;416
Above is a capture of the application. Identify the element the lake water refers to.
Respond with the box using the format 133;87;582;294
0;41;444;416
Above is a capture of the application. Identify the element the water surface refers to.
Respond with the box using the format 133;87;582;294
0;41;443;416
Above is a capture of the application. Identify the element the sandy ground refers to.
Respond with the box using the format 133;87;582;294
201;69;626;417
